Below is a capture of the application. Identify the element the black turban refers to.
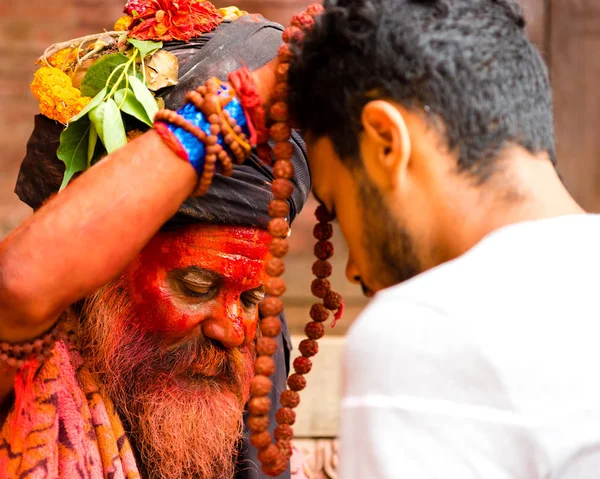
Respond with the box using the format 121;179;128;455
15;16;311;229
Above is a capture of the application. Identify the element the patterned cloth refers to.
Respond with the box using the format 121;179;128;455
0;339;140;478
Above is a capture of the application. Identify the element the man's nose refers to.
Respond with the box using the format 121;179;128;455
346;255;361;285
201;298;247;349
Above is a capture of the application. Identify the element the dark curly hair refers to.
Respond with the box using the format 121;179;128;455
288;0;555;180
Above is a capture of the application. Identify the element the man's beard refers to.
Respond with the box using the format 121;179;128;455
78;279;254;479
357;172;421;290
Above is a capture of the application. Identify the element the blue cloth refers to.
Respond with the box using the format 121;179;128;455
168;94;250;174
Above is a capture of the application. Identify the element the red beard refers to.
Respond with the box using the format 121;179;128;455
79;277;254;478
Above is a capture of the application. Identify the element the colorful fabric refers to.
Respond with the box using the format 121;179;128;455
0;336;140;478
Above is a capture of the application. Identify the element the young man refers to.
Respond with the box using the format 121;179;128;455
288;0;600;477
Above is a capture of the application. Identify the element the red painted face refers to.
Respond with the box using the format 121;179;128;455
124;224;271;348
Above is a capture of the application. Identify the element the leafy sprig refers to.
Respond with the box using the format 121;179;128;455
57;39;163;189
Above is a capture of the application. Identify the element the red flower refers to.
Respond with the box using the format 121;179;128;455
127;0;223;42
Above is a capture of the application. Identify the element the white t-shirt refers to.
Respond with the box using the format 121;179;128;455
341;214;600;478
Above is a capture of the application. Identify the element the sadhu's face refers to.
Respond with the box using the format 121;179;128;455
79;224;271;479
125;224;271;348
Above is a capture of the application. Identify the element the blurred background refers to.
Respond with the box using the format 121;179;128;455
1;0;599;476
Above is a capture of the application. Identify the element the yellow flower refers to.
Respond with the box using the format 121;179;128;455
48;48;78;72
218;6;248;21
114;14;134;31
30;66;92;124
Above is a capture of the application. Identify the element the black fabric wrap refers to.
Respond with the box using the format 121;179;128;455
15;16;311;229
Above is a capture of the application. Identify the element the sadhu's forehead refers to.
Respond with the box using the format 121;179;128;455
139;225;271;270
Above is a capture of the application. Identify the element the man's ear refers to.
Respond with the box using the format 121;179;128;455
360;100;411;191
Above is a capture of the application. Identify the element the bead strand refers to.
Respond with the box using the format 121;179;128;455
249;4;346;476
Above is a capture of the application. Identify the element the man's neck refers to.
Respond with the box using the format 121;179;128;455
437;152;586;265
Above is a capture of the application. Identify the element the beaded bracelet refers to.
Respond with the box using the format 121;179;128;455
0;319;66;369
154;78;253;194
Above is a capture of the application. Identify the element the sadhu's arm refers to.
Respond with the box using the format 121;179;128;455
0;131;196;343
0;60;278;344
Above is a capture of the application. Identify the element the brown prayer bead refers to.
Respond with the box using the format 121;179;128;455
305;321;325;340
313;222;333;241
250;431;273;449
282;26;304;44
273;160;295;180
311;278;331;298
270;102;289;122
314;241;334;260
277;439;293;459
265;257;286;277
201;94;220;116
272;142;295;160
264;277;287;297
291;12;315;30
268;218;289;238
260;296;284;316
261;316;282;337
250;375;272;396
248;415;270;432
273;82;290;101
268;199;290;218
262;454;288;476
280;390;301;409
256;337;278;356
248;397;272;416
274;424;294;440
269;122;292;142
272;179;294;200
324;290;343;311
287;373;306;392
276;62;290;82
293;356;312;375
309;303;329;322
312;260;333;279
315;204;334;222
258;444;280;464
276;407;296;425
269;238;289;258
277;43;294;62
255;356;276;376
307;3;324;16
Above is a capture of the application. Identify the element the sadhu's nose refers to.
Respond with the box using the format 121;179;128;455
200;298;247;348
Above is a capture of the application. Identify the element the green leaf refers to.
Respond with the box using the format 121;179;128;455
57;117;91;190
70;87;107;123
88;123;98;168
128;75;159;122
80;53;130;97
89;103;107;144
128;38;163;59
103;98;127;153
114;88;153;126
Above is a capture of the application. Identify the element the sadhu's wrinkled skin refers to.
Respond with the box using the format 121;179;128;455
124;224;271;348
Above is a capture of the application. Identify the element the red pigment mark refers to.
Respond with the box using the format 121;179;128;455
124;225;271;348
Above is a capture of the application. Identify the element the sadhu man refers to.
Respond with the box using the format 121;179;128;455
0;4;309;479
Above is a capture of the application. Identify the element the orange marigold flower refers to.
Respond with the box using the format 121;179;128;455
30;66;92;125
126;0;223;42
114;14;135;31
48;48;78;72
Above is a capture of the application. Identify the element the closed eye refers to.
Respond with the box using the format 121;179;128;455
241;287;265;309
